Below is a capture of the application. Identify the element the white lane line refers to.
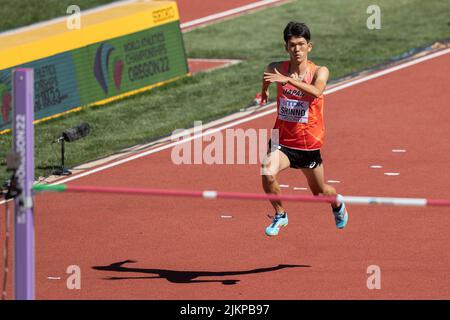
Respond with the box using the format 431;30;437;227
392;149;407;153
324;48;450;95
180;0;286;30
293;187;307;191
24;47;450;189
370;165;383;169
327;180;341;184
46;276;61;280
279;184;290;188
221;215;233;219
384;172;400;176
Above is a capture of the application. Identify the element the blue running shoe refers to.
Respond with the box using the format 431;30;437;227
332;201;348;229
265;212;288;236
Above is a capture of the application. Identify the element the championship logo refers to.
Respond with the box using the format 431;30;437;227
94;43;124;94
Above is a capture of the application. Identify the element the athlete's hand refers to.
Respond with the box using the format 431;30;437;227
263;68;289;85
260;91;269;106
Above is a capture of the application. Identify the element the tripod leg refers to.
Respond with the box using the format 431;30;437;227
53;140;72;176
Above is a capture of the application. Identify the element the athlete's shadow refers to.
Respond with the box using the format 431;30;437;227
92;260;310;285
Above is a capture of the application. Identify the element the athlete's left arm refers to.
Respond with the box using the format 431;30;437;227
264;66;329;98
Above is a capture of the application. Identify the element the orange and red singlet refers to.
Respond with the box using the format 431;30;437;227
274;60;325;150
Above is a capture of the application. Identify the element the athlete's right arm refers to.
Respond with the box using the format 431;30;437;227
261;62;278;105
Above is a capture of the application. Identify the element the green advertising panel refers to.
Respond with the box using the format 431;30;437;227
0;21;188;131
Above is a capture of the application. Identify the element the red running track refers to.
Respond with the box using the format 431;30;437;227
175;0;274;24
16;48;449;300
1;1;450;300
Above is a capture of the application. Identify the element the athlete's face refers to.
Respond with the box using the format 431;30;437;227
285;36;312;64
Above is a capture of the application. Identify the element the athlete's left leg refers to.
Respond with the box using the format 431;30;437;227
301;163;349;229
300;163;340;209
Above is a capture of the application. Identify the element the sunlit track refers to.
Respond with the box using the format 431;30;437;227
1;0;450;301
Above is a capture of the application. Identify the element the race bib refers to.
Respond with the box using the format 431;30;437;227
278;98;309;123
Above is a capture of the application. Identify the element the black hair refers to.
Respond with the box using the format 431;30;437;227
283;22;311;43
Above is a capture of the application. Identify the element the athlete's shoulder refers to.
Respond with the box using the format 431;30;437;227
317;65;330;73
265;61;287;72
311;63;329;81
307;60;328;72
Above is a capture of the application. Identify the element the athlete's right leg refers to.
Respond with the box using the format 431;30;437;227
261;149;291;213
261;149;291;236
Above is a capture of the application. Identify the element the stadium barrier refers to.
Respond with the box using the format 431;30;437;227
0;0;189;133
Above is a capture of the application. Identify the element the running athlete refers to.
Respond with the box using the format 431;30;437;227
261;22;348;236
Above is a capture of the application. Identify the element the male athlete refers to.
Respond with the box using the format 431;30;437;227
261;22;348;236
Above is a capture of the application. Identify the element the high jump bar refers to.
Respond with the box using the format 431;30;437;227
33;184;450;207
